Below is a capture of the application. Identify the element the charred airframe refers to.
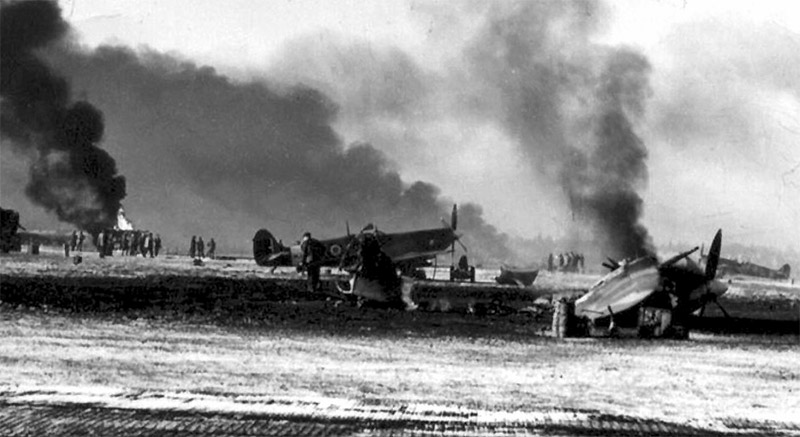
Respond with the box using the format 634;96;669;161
564;229;729;338
253;205;464;306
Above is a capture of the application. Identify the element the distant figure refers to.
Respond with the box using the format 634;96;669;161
578;253;585;272
154;234;162;257
103;231;112;257
120;233;129;256
98;230;105;258
64;242;70;257
557;253;564;269
138;232;147;256
197;237;205;258
147;232;155;258
130;232;140;256
547;253;554;272
300;231;326;292
189;236;197;258
207;238;216;259
70;231;78;251
77;231;85;252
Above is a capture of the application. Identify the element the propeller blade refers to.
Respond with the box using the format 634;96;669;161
714;299;731;319
451;204;458;231
705;229;722;280
698;303;706;317
606;257;620;270
456;238;468;253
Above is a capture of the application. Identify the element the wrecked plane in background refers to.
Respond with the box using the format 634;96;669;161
495;266;539;287
566;229;728;338
699;249;791;281
253;205;464;307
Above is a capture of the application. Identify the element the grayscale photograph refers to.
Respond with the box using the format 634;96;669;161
1;0;798;435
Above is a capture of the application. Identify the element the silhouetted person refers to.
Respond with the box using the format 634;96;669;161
189;236;197;258
77;231;85;252
547;253;554;272
131;232;140;256
207;238;216;259
146;232;155;258
300;232;326;292
70;231;78;251
197;237;205;258
139;232;147;256
98;231;105;258
154;234;162;257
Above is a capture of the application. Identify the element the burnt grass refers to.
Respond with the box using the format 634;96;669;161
1;273;798;337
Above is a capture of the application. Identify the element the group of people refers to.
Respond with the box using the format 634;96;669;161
117;231;161;257
547;251;585;273
93;230;162;258
189;236;216;259
68;231;86;252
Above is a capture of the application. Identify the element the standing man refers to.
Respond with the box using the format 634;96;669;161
70;231;78;252
197;236;205;258
300;232;326;292
189;236;197;258
207;238;216;259
147;232;155;258
131;232;140;257
98;230;105;258
77;231;85;252
547;253;554;272
154;234;162;257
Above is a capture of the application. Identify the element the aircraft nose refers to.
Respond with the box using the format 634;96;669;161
709;279;728;296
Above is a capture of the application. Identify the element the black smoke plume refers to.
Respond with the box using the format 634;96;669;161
28;29;510;262
0;0;125;234
464;2;654;259
565;50;654;258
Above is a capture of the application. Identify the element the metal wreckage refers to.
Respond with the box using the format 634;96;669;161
554;230;730;339
252;201;741;339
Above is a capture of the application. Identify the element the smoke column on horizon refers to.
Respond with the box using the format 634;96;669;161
17;7;512;262
0;0;126;234
465;2;655;259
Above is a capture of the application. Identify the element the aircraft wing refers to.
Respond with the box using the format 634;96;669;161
575;262;660;320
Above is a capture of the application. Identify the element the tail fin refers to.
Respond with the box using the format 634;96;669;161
779;263;791;279
253;229;284;266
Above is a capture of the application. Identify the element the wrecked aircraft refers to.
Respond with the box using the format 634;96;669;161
253;205;464;307
563;229;729;338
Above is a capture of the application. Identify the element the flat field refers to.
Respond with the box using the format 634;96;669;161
1;252;799;435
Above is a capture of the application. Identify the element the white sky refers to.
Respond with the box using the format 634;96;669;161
56;0;800;250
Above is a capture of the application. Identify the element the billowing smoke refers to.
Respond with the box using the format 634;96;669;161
265;2;656;260
462;2;654;259
565;50;654;258
22;20;510;262
0;0;661;262
0;0;126;234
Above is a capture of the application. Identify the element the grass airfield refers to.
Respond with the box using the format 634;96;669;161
1;251;799;435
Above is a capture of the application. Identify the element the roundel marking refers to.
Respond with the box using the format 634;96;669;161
330;244;342;257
